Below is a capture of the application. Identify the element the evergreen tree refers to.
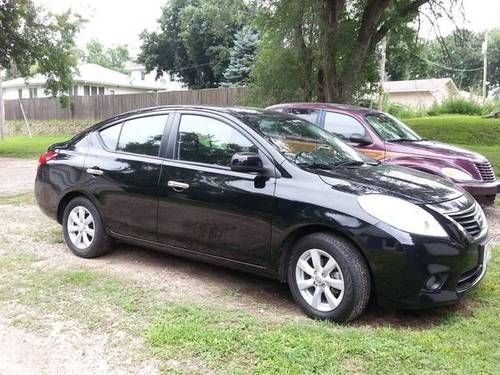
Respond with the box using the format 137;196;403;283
222;27;259;87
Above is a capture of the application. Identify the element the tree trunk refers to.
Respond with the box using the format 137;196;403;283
0;78;4;140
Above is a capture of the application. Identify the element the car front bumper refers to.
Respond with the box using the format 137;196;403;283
457;179;499;197
359;222;492;310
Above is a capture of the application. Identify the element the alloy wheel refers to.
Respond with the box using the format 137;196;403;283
67;206;95;249
295;248;345;312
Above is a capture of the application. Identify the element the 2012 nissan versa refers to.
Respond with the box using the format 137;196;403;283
35;106;492;322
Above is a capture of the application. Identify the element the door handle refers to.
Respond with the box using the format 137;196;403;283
86;168;103;176
168;180;190;190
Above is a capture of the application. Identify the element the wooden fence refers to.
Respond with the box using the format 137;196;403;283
4;87;248;121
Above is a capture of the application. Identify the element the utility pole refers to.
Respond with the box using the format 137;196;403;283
482;31;488;103
378;36;387;111
0;75;4;141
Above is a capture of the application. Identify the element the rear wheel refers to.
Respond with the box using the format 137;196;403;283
62;197;112;258
287;232;371;322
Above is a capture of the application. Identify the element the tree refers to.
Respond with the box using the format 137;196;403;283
82;39;130;73
138;0;252;89
0;0;82;138
386;28;500;93
221;27;259;87
250;0;459;104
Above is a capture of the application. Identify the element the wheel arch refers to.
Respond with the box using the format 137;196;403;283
277;224;373;285
56;190;99;224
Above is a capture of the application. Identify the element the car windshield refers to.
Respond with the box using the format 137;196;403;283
365;112;422;142
238;111;364;169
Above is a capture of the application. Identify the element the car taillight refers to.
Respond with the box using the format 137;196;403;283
38;150;58;167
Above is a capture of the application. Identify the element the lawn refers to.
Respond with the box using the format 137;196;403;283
0;246;498;374
0;135;70;158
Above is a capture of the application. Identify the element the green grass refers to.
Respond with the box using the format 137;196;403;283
0;192;35;206
404;115;500;146
0;249;499;374
0;135;70;158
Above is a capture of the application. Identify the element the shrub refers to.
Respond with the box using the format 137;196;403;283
428;96;493;116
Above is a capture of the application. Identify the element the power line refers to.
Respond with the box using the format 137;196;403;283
402;46;483;73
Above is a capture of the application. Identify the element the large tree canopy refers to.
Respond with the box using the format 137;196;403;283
247;0;459;105
138;0;252;89
0;0;83;100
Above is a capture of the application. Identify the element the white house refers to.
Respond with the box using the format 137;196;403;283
124;63;185;92
382;78;459;108
0;63;181;100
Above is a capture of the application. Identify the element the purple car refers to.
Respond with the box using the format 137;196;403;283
267;103;499;206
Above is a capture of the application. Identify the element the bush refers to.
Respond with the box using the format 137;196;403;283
383;102;427;119
428;96;493;116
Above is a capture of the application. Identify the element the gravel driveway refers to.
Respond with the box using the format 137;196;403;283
0;157;498;373
0;157;37;195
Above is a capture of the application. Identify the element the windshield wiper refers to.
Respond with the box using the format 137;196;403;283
387;138;423;142
297;162;334;170
332;160;366;169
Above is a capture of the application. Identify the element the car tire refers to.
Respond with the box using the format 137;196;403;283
287;232;371;323
62;196;112;258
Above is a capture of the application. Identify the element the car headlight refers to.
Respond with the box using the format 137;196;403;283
357;195;447;237
441;167;473;181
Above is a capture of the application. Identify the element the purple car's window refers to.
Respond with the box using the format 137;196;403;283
365;113;421;142
287;108;321;124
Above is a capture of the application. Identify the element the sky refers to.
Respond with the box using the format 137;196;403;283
36;0;500;56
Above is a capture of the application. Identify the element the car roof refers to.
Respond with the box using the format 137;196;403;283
91;105;286;130
267;102;375;115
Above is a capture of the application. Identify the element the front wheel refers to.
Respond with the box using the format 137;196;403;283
287;232;371;322
62;196;112;258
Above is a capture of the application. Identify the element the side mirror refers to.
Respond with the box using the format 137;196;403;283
230;152;264;173
348;134;372;146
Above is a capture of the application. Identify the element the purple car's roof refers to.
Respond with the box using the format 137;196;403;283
267;102;375;115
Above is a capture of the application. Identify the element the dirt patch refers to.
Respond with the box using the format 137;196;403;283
0;157;37;195
484;205;500;244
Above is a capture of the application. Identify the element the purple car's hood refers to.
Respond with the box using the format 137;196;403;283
386;140;486;162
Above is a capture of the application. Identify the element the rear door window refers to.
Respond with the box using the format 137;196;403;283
99;115;169;156
324;112;366;140
117;115;169;157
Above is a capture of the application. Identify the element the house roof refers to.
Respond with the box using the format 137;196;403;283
383;78;459;94
1;63;163;91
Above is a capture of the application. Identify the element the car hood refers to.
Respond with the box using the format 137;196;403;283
386;140;486;162
316;163;464;204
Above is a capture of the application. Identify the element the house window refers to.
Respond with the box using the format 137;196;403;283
73;85;78;96
109;89;115;95
98;87;105;95
18;89;23;99
84;86;90;96
91;86;98;96
141;71;146;80
29;88;38;98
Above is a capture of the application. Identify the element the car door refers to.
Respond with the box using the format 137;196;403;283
83;113;170;241
157;112;276;267
322;111;385;160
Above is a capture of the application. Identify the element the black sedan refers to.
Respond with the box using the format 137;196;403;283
35;106;492;322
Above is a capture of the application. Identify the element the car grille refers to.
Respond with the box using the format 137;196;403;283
447;203;485;239
474;161;496;182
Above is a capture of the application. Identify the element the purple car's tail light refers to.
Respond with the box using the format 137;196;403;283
474;162;496;182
